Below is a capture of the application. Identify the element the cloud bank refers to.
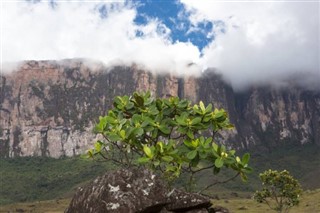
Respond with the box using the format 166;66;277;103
182;0;319;90
1;0;319;90
2;1;201;75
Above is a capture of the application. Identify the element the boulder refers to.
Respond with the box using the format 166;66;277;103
65;167;169;213
66;168;229;213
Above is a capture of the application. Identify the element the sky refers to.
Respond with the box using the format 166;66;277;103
1;0;320;90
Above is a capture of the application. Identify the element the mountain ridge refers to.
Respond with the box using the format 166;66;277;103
0;60;319;158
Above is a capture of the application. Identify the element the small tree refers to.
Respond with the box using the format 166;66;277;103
254;170;302;213
88;91;252;192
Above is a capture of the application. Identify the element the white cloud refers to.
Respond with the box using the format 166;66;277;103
181;0;320;90
1;1;201;75
1;0;319;90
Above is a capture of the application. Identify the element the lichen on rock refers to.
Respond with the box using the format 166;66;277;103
65;168;222;213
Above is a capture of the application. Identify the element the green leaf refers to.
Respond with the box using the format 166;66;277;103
137;157;150;164
157;141;164;153
199;151;207;159
114;96;122;105
125;102;134;110
183;140;193;148
95;122;104;132
143;145;153;158
134;127;144;136
186;130;194;139
148;106;159;115
132;114;141;124
151;129;158;139
159;125;170;134
168;149;179;155
187;150;197;160
108;134;121;142
134;93;144;107
120;119;127;125
215;158;224;168
242;153;250;165
141;120;150;128
191;139;199;148
87;149;94;158
243;166;253;174
94;142;102;152
212;143;218;152
191;117;202;125
199;101;205;112
205;103;212;113
176;116;187;126
204;137;212;145
177;127;187;134
119;130;126;139
229;150;236;156
161;156;174;162
221;145;226;153
153;160;160;166
166;165;177;172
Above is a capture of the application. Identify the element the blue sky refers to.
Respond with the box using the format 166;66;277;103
1;0;319;90
133;0;214;51
96;0;215;51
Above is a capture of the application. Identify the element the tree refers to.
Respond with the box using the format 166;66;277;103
88;91;252;192
254;169;302;213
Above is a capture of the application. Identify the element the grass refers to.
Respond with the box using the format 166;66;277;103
0;198;70;213
212;189;320;213
0;157;115;205
1;189;319;213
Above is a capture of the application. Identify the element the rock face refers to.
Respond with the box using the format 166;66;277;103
0;60;319;157
65;168;216;213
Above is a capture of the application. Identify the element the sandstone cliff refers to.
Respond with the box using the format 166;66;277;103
1;60;319;157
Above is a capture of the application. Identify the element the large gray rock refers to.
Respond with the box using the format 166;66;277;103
66;168;228;213
65;168;169;213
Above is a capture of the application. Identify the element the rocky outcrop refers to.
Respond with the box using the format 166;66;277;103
0;60;319;157
65;168;220;213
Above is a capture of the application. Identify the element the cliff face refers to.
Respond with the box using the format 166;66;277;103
1;60;319;157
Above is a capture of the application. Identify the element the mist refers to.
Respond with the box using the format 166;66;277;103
1;0;319;91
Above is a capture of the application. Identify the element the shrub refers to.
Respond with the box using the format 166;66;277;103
254;169;302;213
88;91;252;191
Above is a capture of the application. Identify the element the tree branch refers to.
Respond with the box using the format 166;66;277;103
191;165;215;173
198;172;240;194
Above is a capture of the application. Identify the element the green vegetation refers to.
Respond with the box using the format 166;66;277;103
0;137;319;208
1;189;319;213
192;143;320;198
213;189;320;213
89;91;252;191
0;157;114;205
254;170;302;213
1;93;319;210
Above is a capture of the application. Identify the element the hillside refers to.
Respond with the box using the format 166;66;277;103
1;143;319;205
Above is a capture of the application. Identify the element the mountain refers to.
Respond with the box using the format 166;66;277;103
1;60;319;158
